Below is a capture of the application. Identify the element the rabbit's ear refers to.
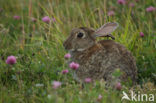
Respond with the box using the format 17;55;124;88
93;22;118;37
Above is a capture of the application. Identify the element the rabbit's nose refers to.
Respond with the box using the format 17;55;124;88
63;43;67;50
63;42;71;50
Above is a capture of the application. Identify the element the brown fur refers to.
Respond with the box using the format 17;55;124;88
63;26;137;85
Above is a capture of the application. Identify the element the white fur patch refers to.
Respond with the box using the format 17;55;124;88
77;48;85;51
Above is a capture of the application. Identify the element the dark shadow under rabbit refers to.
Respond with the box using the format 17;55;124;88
63;22;137;85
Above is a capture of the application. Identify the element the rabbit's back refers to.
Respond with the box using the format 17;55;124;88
72;40;137;83
99;40;137;83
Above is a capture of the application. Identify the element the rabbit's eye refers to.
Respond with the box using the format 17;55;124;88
77;32;84;38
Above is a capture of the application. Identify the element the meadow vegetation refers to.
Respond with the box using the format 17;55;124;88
0;0;156;102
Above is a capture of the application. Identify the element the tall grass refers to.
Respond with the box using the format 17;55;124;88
0;0;156;102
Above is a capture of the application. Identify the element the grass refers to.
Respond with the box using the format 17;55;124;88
0;0;156;102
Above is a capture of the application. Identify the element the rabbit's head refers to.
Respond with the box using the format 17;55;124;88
63;22;118;52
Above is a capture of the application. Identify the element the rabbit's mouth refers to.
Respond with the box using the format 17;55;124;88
69;48;86;52
77;48;86;51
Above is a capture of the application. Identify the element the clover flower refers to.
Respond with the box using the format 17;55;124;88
140;32;144;37
52;81;61;89
97;94;103;101
84;78;92;83
42;16;51;23
146;6;155;12
64;53;71;59
13;15;20;20
117;0;126;5
69;62;79;70
129;3;135;7
62;69;69;74
108;10;115;16
6;56;16;65
115;82;122;90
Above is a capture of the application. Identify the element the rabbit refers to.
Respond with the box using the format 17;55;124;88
63;22;137;85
